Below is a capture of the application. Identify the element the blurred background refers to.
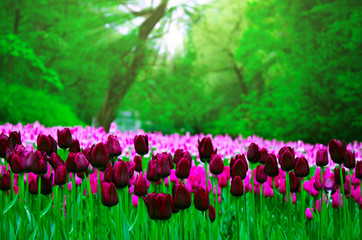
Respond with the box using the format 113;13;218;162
0;0;361;144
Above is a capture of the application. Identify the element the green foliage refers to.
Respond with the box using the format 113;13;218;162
0;82;83;126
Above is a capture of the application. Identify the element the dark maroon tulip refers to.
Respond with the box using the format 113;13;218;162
9;153;25;173
343;179;350;195
0;133;8;158
126;161;136;178
107;135;122;158
24;151;35;172
146;159;161;182
231;176;244;197
256;165;267;184
171;199;179;214
90;142;109;169
173;149;192;166
278;146;294;161
134;174;148;196
29;177;38;194
134;135;149;156
230;154;248;171
48;153;64;170
194;187;210;211
0;167;11;191
49;135;58;154
101;182;119;207
31;151;48;175
113;160;129;189
259;148;268;165
176;157;191;179
356;161;362;179
69;139;80;153
264;154;279;177
57;128;72;149
344;150;356;169
155;153;172;178
294;157;309;178
329;139;347;164
143;193;173;220
133;155;143;172
314;177;323;191
279;148;295;171
209;205;216;223
8;131;21;151
334;166;347;185
54;165;67;185
172;183;191;210
66;152;89;173
231;158;247;180
103;163;114;183
37;134;53;156
247;143;260;163
82;145;93;162
198;137;217;162
289;172;301;193
210;154;224;175
316;148;328;167
218;174;228;188
77;172;85;179
40;174;53;195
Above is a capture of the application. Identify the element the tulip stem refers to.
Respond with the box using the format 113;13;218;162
54;185;59;240
37;176;41;229
72;174;77;239
260;183;263;240
181;210;185;240
339;166;346;235
79;179;83;240
97;169;102;240
204;162;210;240
285;172;291;239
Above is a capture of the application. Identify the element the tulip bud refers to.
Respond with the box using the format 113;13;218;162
29;177;38;194
48;153;64;170
101;182;119;207
176;157;191;179
231;176;244;197
289;172;301;193
8;131;21;151
126;161;136;178
264;154;279;177
133;155;143;172
210;154;224;175
134;174;148;196
69;139;80;153
344;150;356;169
57;128;72;149
314;177;323;191
334;166;346;185
294;157;309;178
90;142;109;169
198;137;217;162
155;153;172;178
41;174;53;195
279;147;295;171
231;158;247;180
194;187;209;211
328;139;347;164
217;174;228;188
9;153;25;173
107;135;122;158
54;165;68;185
103;163;114;183
66;152;89;173
316;148;328;167
134;135;149;156
31;151;48;175
259;148;268;164
0;133;9;158
356;161;362;179
0;167;11;191
256;165;267;184
146;159;161;182
247;143;260;163
173;149;192;166
209;205;216;223
113;160;129;189
305;208;313;220
37;134;53;156
173;183;191;210
143;193;173;220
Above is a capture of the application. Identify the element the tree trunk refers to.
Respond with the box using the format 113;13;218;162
7;9;20;85
95;0;169;131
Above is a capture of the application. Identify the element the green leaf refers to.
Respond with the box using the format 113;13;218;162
40;197;53;218
3;194;19;214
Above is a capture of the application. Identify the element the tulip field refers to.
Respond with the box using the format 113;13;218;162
0;122;361;240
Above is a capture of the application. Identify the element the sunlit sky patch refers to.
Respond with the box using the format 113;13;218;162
104;0;210;55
